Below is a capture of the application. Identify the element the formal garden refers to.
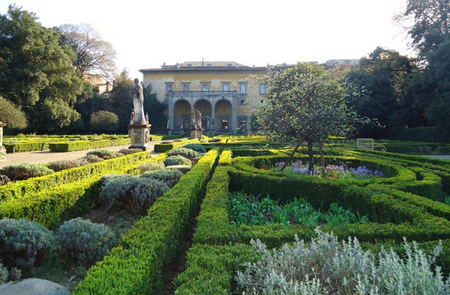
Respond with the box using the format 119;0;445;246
0;135;450;294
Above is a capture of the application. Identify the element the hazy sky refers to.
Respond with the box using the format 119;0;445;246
0;0;413;80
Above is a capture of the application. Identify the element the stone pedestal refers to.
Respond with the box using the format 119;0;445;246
190;128;202;139
128;123;151;151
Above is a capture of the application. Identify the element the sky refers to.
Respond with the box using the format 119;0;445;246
0;0;413;80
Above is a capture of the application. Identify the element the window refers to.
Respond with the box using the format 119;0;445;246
239;83;247;94
240;99;246;106
221;119;229;130
222;83;230;92
182;83;190;91
165;83;173;92
187;64;192;67
207;63;212;67
260;83;266;94
202;84;210;92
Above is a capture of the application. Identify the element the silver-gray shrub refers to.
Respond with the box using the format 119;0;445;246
164;155;192;167
140;169;184;188
57;218;118;265
98;174;170;213
236;229;450;295
47;158;91;171
0;218;55;274
138;161;165;174
0;163;54;181
86;149;118;160
0;262;8;285
168;147;201;163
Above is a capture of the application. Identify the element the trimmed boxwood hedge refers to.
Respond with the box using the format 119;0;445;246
72;149;220;295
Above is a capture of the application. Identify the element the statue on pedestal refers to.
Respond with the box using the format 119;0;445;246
131;78;146;124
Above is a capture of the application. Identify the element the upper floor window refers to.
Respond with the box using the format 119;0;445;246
165;83;173;92
202;84;210;92
239;83;247;94
222;83;230;92
182;83;190;91
260;83;267;94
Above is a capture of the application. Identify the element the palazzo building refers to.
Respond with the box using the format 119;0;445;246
140;61;267;135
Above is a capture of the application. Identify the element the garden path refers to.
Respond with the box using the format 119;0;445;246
0;142;159;168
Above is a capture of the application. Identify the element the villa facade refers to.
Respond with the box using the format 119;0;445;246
140;61;267;135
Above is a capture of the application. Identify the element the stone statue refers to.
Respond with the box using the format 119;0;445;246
131;78;146;124
191;108;202;130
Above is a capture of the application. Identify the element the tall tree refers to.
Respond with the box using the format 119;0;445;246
346;47;419;134
256;63;364;173
0;5;83;133
401;0;450;58
143;84;167;131
59;23;117;81
105;70;134;133
0;96;27;130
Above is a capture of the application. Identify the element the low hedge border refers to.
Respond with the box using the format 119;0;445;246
173;243;258;294
48;138;130;152
0;151;154;203
4;142;48;153
72;148;220;294
193;151;450;248
0;153;168;227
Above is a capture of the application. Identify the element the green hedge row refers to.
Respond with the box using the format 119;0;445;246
149;134;182;141
153;138;192;153
4;142;48;153
193;151;450;248
72;149;220;295
0;151;154;203
0;153;168;227
48;138;130;152
173;243;258;294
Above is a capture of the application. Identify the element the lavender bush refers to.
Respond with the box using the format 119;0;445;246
236;229;450;295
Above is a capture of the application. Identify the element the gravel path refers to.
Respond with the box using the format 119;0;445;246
0;142;158;168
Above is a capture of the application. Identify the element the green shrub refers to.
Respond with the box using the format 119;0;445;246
0;218;55;275
236;229;450;294
98;174;170;213
0;163;54;181
168;148;201;163
138;161;165;174
57;218;118;265
86;149;119;160
140;169;184;188
164;155;192;167
0;262;8;285
183;144;206;153
90;110;119;134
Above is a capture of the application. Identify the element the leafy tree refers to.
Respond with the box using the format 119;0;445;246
0;5;83;133
143;84;167;131
256;63;365;174
426;39;450;128
401;0;450;58
90;110;119;133
346;48;419;134
105;70;134;133
59;23;117;81
0;96;27;129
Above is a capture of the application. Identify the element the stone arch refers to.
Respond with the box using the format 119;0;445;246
214;99;233;133
194;99;212;131
174;99;191;131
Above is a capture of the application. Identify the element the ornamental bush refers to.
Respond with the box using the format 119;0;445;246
0;218;55;275
140;169;184;188
0;163;54;181
236;229;450;295
0;262;8;285
98;174;170;213
0;175;10;186
57;218;118;265
47;159;91;172
118;148;144;155
164;155;192;167
86;149;119;160
138;161;165;174
168;147;201;163
183;144;206;153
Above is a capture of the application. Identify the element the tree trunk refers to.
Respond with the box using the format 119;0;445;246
319;142;325;178
308;141;314;174
280;137;305;172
